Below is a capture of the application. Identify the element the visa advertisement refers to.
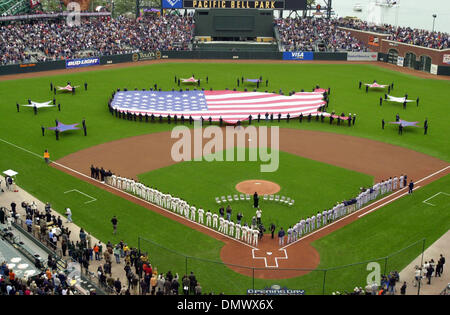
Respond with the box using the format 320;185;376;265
282;51;314;60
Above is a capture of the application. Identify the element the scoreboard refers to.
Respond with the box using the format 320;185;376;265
162;0;307;10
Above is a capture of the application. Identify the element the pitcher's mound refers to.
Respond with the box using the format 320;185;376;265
235;180;280;195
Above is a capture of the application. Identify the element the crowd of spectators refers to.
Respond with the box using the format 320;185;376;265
276;17;449;52
275;17;368;52
337;18;449;50
0;14;194;65
2;12;448;65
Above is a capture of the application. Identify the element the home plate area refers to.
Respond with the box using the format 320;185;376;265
252;249;288;268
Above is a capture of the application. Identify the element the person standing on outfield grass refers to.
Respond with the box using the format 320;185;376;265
111;216;118;234
44;149;50;164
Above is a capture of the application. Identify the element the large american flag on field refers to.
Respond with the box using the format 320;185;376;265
111;90;326;124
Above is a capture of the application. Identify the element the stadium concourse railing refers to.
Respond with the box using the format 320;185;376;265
137;236;427;295
1;50;449;77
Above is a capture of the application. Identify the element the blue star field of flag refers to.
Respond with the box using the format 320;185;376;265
111;90;209;113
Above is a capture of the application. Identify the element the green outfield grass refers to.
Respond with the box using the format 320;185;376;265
0;63;449;161
138;149;373;229
0;62;449;294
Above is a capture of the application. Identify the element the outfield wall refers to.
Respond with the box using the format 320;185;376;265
1;51;449;77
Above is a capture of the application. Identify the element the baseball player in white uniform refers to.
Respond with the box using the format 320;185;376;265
130;180;136;194
327;209;333;223
184;204;190;219
287;226;293;243
322;210;327;226
206;210;212;227
190;206;196;222
247;227;254;244
252;228;259;247
212;212;218;229
293;223;299;241
235;223;241;240
241;225;248;243
218;217;225;233
399;175;404;189
311;214;316;230
111;175;117;187
300;218;305;236
135;183;142;198
229;220;235;236
305;217;310;233
223;219;229;235
393;176;398;190
198;208;204;224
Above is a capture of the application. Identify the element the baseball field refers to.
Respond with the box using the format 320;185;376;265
1;61;449;294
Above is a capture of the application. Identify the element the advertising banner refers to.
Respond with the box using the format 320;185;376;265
66;57;100;69
131;51;162;62
347;51;378;61
282;51;313;61
397;56;404;67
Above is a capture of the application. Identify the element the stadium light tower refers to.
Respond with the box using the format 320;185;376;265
432;14;437;32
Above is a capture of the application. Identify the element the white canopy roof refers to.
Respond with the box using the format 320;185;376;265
3;169;18;176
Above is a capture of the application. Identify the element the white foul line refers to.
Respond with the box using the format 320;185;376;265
64;189;97;204
423;192;450;206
